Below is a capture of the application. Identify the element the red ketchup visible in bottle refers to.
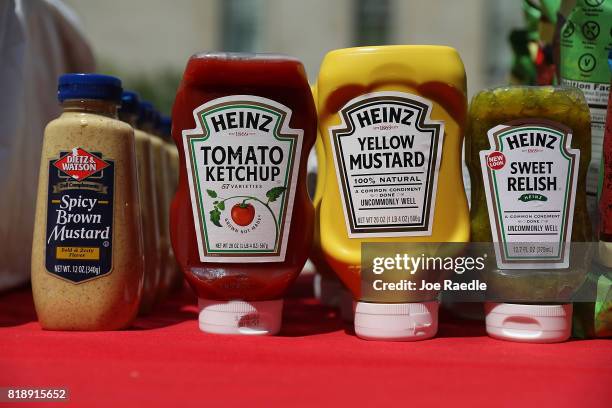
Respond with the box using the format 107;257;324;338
171;53;316;335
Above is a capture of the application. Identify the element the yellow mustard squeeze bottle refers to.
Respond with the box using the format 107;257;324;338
317;46;470;340
31;74;144;330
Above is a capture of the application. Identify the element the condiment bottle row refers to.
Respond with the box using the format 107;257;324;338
30;46;611;343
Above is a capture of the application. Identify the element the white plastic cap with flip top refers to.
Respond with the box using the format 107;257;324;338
354;301;439;341
198;299;283;335
485;303;572;343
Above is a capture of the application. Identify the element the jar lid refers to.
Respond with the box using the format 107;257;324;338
160;115;172;138
152;109;162;132
137;101;154;128
119;91;140;115
58;73;122;103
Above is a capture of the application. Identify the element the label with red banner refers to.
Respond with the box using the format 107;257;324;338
52;147;110;181
45;148;115;283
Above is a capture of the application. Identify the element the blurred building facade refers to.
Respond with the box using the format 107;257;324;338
64;0;523;110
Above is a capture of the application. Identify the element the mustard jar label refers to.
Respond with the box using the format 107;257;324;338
329;91;444;238
480;120;580;269
45;148;114;283
182;95;302;263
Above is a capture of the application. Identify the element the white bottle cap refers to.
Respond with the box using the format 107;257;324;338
198;299;283;335
485;302;572;343
354;301;439;341
313;273;344;307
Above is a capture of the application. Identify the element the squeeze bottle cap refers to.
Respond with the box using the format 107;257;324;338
354;301;438;341
485;302;572;343
198;299;283;335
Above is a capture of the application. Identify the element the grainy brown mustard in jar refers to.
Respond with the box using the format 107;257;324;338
120;92;161;315
31;74;144;331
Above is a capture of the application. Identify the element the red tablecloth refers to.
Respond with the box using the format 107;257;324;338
1;274;611;408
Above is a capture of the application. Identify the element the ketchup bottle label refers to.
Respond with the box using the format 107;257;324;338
479;119;580;269
182;95;303;263
330;91;444;237
45;148;114;282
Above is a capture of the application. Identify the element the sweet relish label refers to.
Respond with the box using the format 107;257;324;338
480;120;579;269
45;148;114;283
330;91;444;237
182;95;302;263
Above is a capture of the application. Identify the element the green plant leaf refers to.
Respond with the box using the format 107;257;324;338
266;186;286;202
209;208;222;227
206;189;217;198
217;201;225;210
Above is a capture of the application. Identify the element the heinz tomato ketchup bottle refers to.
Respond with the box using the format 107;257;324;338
171;53;316;335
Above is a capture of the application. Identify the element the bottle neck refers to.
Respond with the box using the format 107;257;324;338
140;122;155;134
61;99;119;118
119;112;138;127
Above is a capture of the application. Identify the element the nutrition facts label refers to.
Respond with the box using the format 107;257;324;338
559;0;611;203
561;78;609;196
330;91;444;237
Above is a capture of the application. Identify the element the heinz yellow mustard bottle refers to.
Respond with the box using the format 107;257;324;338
317;46;470;340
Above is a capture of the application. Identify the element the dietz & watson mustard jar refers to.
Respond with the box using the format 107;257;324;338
31;74;144;330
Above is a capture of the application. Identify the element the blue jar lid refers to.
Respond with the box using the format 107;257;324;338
138;101;154;128
160;115;172;137
152;110;162;131
58;73;123;102
119;91;140;115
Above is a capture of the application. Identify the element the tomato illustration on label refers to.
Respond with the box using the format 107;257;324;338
206;186;286;237
231;203;255;226
205;185;287;245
